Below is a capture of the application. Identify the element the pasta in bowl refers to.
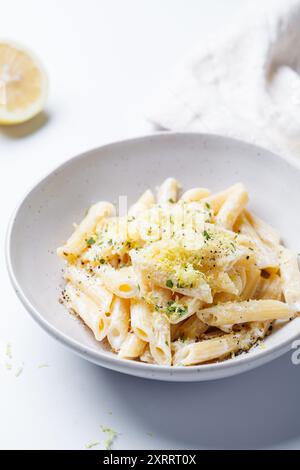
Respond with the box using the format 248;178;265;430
57;177;300;367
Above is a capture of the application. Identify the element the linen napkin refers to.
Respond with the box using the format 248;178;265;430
147;0;300;161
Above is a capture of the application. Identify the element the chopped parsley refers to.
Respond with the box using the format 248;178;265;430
166;279;174;288
86;237;96;246
203;230;211;241
166;300;188;317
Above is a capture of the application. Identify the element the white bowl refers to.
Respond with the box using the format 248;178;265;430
6;132;300;381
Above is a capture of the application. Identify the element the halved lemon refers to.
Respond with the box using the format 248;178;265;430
0;41;48;125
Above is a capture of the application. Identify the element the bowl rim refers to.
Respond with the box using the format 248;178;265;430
5;131;300;378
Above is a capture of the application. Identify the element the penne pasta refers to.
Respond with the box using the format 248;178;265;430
157;177;179;203
128;189;155;217
172;314;208;341
107;297;130;351
96;265;139;299
118;332;146;359
64;283;109;341
202;183;242;215
150;311;172;366
64;265;113;314
197;299;294;327
255;274;282;301
139;345;155;364
57;201;115;261
235;213;279;271
58;179;300;366
279;247;300;309
173;321;270;366
181;187;211;202
130;299;154;343
173;334;239;366
215;183;249;230
245;210;280;248
130;241;213;303
241;267;261;300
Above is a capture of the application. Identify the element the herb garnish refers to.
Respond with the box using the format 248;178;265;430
166;300;188;317
203;230;211;240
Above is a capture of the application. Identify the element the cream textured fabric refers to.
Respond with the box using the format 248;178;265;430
147;0;300;160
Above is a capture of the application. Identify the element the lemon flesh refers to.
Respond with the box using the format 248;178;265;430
0;42;48;125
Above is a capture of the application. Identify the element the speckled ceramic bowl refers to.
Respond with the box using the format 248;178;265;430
6;133;300;381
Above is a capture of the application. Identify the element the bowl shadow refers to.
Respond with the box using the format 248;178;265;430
98;352;300;449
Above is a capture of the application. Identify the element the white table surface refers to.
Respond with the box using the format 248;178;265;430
1;0;300;450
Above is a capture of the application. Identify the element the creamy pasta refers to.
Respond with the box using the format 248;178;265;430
57;179;300;366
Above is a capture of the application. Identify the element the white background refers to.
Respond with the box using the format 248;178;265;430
1;0;300;450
